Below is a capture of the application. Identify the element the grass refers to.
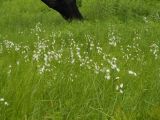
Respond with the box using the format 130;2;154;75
0;0;160;119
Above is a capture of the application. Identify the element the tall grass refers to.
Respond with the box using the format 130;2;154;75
0;0;160;119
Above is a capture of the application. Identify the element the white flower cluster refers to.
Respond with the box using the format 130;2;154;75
0;97;9;106
150;43;159;60
116;83;124;94
108;26;121;47
1;23;145;95
85;35;95;50
120;34;143;62
107;57;120;72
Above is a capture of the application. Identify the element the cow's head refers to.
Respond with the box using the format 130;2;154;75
41;0;83;21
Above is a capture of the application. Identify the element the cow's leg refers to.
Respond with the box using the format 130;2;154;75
54;0;83;20
67;0;83;20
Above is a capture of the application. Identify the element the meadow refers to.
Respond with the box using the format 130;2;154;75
0;0;160;119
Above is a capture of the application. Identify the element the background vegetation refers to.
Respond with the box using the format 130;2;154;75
0;0;160;119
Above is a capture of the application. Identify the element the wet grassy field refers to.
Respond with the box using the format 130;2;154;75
0;0;160;119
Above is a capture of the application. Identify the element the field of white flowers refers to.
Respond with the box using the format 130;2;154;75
0;0;160;119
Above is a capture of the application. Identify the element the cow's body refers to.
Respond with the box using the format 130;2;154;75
41;0;83;21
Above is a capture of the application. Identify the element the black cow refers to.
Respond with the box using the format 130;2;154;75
41;0;83;21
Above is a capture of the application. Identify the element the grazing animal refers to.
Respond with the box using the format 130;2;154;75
41;0;83;21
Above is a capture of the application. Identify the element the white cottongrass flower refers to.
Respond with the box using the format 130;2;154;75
94;63;100;74
39;65;45;74
16;61;20;65
120;83;123;88
15;44;21;51
4;101;9;106
116;83;124;94
105;69;111;80
70;48;75;64
8;65;12;75
90;41;94;50
33;53;40;61
0;98;4;102
150;43;159;60
4;40;14;49
143;17;149;23
97;46;102;54
128;70;137;76
107;57;120;72
119;89;124;94
108;26;121;47
0;98;9;106
115;77;120;80
105;74;110;80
